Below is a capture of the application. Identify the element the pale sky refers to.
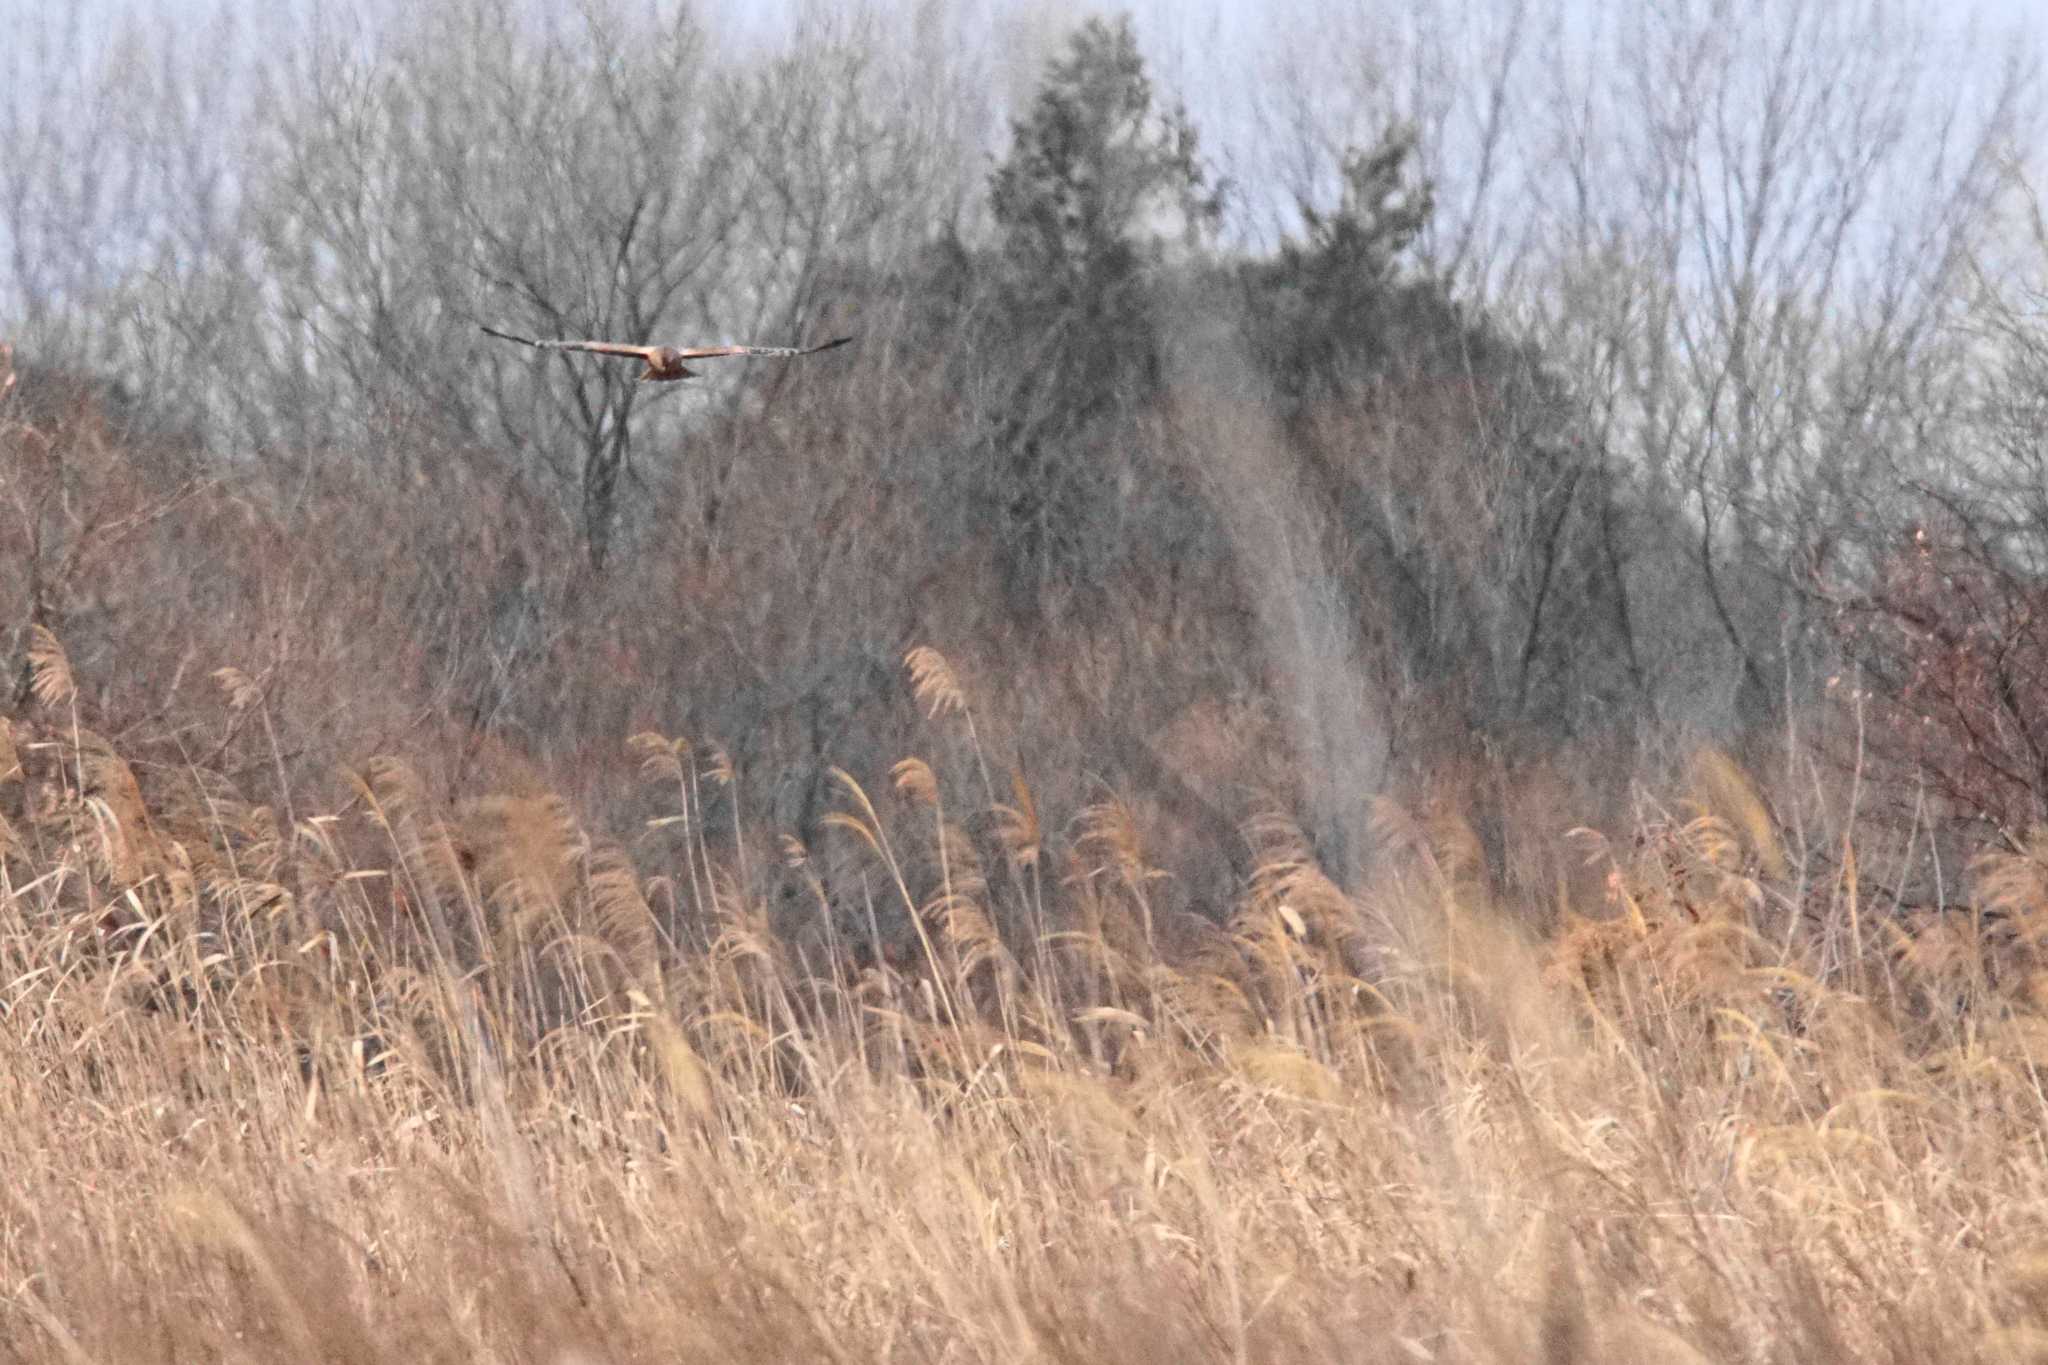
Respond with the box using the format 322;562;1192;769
703;0;2048;265
5;0;2045;295
22;0;2039;147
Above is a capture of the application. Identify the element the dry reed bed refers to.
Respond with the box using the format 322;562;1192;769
5;640;2048;1362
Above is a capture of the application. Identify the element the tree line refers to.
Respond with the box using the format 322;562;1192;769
5;0;2047;914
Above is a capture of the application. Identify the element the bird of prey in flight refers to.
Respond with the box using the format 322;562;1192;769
479;324;853;383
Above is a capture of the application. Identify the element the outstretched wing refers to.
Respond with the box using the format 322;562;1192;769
479;325;657;361
671;336;855;361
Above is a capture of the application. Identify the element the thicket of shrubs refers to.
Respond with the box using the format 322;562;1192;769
5;2;2047;918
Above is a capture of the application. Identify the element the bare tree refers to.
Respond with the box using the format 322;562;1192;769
0;2;258;403
228;1;751;564
1524;1;2034;731
1260;0;2035;735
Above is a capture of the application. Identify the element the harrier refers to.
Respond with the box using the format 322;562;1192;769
479;324;852;383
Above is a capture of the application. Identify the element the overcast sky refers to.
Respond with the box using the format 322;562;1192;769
21;0;2038;135
15;0;2041;157
5;0;2044;283
706;0;2045;123
718;0;2045;238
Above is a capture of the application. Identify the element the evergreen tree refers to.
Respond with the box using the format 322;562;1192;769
981;16;1222;608
1248;126;1439;406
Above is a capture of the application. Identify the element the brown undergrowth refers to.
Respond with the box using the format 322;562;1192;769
5;633;2048;1363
